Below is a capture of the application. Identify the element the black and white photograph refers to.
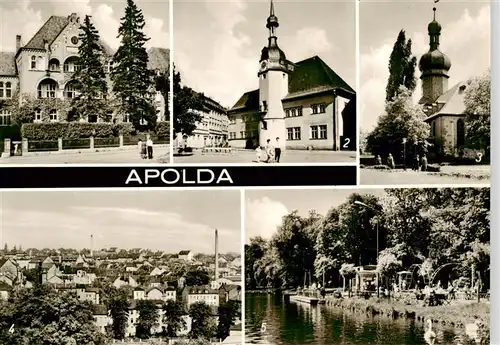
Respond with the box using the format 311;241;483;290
0;0;170;164
0;190;242;344
245;187;490;344
359;1;490;185
172;0;356;164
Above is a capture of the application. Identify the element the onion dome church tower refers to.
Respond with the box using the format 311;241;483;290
418;7;452;105
257;0;294;148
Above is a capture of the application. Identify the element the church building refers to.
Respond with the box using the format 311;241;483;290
419;7;469;155
0;13;168;126
227;0;356;151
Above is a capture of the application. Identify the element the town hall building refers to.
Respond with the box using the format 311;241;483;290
227;0;356;151
0;13;168;126
419;7;471;154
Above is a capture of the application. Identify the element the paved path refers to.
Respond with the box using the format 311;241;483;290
1;147;170;164
173;150;356;164
361;165;491;185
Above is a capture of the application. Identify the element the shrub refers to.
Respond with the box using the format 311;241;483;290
21;122;134;140
155;121;170;138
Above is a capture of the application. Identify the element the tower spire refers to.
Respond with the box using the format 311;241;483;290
266;0;279;38
270;0;275;16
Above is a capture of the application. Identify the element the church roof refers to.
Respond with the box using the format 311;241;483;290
424;82;468;122
229;55;354;112
284;55;355;100
0;52;16;76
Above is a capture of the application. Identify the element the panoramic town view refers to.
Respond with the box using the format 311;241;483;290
172;0;356;163
359;1;490;185
0;0;170;164
245;188;490;345
0;191;242;344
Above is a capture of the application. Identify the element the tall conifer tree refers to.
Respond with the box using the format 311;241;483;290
111;0;156;129
71;15;109;121
386;30;417;102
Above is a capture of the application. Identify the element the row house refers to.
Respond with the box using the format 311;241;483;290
183;285;220;308
132;286;176;302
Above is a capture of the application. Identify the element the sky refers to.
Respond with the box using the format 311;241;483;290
0;0;169;52
173;0;356;108
245;188;386;243
0;190;241;254
360;0;490;133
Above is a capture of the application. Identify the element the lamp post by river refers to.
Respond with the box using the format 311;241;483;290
354;200;381;298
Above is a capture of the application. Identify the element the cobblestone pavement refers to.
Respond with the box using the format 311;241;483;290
173;149;356;164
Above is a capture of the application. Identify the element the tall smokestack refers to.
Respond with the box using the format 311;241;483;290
90;235;94;258
215;229;219;281
16;35;21;53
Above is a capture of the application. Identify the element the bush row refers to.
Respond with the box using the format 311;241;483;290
20;122;170;141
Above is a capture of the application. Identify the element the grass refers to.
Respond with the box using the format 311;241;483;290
325;296;490;328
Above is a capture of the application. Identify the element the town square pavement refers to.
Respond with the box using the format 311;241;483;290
360;165;491;185
172;149;356;164
0;146;170;164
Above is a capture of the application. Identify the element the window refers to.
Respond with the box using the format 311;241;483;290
0;82;3;98
310;125;327;139
5;82;11;98
285;106;302;118
457;119;465;147
229;132;236;139
64;83;77;99
240;131;245;139
287;127;301;140
38;80;57;98
35;109;42;122
0;110;11;125
31;56;37;69
262;101;267;111
242;116;247;123
311;103;326;114
49;109;58;122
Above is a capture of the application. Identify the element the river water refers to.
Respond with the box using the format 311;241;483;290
245;294;459;345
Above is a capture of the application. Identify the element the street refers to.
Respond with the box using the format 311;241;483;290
360;165;491;185
0;146;170;164
173;149;356;164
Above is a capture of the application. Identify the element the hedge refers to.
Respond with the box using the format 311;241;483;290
21;122;134;141
21;121;170;141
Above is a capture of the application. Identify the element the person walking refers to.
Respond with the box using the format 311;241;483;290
387;153;395;169
265;139;274;163
146;136;154;160
421;154;428;171
137;139;144;159
274;137;282;163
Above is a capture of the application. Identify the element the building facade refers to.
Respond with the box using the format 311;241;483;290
228;1;356;151
419;8;469;155
0;13;168;126
178;94;229;149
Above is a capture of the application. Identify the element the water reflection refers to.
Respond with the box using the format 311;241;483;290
245;294;458;345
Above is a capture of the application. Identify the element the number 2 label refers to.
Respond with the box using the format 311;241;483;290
343;138;350;149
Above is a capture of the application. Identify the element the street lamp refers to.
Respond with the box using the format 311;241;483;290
354;200;381;298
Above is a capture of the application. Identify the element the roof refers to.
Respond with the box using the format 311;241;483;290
147;47;170;73
24;15;69;50
179;250;191;255
424;82;468;121
187;285;219;294
0;282;12;291
230;56;355;112
0;52;16;76
229;89;260;112
285;56;355;99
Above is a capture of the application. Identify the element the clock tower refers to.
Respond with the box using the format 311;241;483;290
257;0;293;149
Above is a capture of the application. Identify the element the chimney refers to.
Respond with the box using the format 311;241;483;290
215;229;219;281
90;235;94;258
16;35;21;52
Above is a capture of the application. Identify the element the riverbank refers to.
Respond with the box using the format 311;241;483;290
325;296;490;328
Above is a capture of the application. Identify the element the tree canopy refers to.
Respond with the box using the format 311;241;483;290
245;188;490;290
172;67;204;137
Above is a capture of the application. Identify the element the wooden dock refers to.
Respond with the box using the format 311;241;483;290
289;295;321;305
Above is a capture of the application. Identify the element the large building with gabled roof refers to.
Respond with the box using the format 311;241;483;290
227;0;356;151
0;13;169;126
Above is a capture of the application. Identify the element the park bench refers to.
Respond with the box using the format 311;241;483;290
201;147;233;154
